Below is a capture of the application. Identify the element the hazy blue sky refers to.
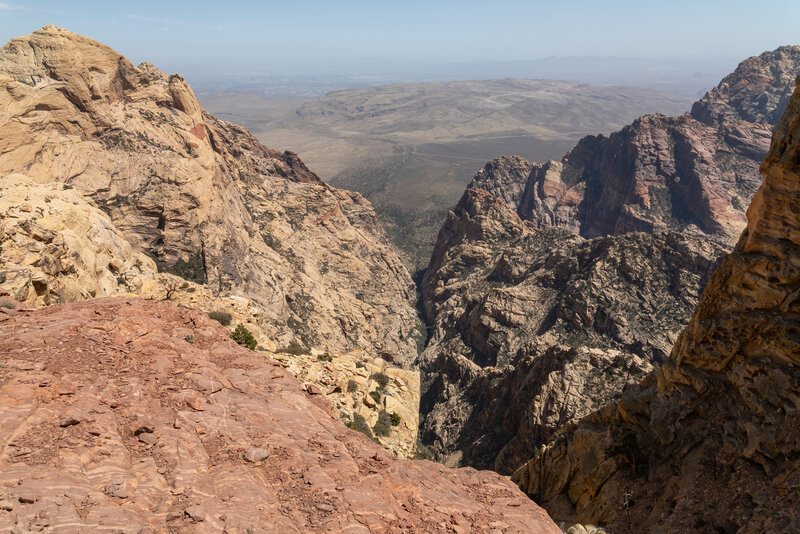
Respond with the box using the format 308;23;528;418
1;1;798;73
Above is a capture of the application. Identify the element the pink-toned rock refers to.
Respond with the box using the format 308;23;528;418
306;383;323;395
468;46;800;249
0;297;560;533
244;447;270;463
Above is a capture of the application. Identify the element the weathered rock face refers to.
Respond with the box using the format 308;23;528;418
0;297;560;533
419;47;800;475
512;80;800;533
469;156;535;208
470;46;800;247
0;155;422;461
690;46;800;127
0;174;156;305
135;275;422;458
271;350;421;459
418;188;724;472
0;26;419;364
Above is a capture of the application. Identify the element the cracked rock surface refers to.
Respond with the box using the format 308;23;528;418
0;25;419;365
0;297;559;533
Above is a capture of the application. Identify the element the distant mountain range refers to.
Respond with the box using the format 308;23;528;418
189;55;739;98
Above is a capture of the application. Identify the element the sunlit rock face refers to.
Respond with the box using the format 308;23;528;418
0;297;560;533
0;25;421;365
512;79;800;533
417;47;800;481
469;46;800;248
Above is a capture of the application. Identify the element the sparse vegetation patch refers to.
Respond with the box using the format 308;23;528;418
231;324;257;350
208;310;232;326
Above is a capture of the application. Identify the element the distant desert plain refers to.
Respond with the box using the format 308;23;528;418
202;79;693;267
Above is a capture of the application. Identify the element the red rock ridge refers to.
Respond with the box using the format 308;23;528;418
0;297;560;533
512;79;800;533
466;47;800;248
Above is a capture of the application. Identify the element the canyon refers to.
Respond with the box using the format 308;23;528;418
0;23;798;534
513;74;800;533
246;78;694;268
417;46;800;479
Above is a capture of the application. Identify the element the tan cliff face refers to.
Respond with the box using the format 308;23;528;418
511;80;800;533
0;26;420;365
0;174;156;305
469;46;800;248
0;297;560;533
0;169;423;458
0;26;424;457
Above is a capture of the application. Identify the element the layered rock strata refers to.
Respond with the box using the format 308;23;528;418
0;174;156;305
417;46;800;473
470;46;800;247
418;188;724;471
0;171;421;458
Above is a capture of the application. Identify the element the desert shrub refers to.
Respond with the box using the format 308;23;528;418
413;441;435;460
231;324;257;350
208;311;232;326
411;321;429;355
317;352;333;362
156;252;206;284
280;341;309;356
390;412;401;426
344;413;374;439
370;372;390;390
369;390;382;404
604;430;647;475
373;410;393;437
347;379;359;393
355;361;365;369
184;334;194;344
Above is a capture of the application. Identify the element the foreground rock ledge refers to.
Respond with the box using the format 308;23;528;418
0;298;558;533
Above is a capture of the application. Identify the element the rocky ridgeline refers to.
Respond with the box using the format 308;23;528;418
0;25;420;365
418;47;800;476
419;187;724;472
0;27;426;457
0;297;559;533
512;78;800;533
470;46;800;247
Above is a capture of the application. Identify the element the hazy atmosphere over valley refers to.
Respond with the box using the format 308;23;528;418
0;1;799;533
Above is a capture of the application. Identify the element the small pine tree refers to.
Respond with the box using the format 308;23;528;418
231;324;257;350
